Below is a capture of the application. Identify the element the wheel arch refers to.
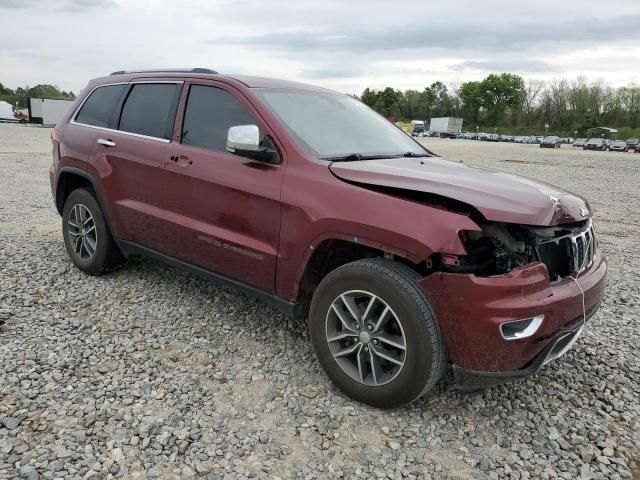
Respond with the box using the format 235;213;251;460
55;167;114;233
291;236;429;320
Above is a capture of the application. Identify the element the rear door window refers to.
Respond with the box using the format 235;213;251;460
75;84;127;128
118;83;181;139
181;85;260;151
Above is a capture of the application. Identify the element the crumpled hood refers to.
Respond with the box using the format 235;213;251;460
329;156;590;226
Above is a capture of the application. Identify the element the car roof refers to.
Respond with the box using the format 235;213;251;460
225;74;338;93
93;70;338;94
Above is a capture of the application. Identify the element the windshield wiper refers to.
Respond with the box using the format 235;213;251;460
402;151;429;157
322;153;394;162
322;152;430;161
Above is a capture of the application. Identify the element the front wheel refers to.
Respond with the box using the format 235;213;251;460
309;259;446;408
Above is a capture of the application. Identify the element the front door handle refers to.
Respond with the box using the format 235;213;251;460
97;138;116;147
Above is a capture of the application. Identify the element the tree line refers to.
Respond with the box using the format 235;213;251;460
361;74;640;138
0;83;76;109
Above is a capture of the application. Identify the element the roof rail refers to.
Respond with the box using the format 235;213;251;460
109;68;218;76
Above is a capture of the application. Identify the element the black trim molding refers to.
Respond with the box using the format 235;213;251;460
115;239;302;320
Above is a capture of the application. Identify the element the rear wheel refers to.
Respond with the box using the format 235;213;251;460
62;188;123;275
309;259;446;408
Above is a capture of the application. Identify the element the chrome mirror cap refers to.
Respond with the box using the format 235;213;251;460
226;124;260;153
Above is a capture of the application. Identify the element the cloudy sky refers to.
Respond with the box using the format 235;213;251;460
1;0;639;95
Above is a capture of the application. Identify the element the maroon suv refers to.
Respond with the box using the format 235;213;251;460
50;69;607;408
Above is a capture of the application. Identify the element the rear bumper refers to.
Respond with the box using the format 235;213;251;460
419;249;607;373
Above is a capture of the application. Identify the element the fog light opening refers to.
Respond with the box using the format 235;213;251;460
500;315;544;340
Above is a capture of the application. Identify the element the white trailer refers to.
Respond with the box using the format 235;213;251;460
429;117;463;138
28;98;74;126
0;101;17;122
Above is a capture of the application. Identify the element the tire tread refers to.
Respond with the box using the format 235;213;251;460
312;258;447;407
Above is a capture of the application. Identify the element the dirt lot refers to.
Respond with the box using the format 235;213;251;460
1;124;638;479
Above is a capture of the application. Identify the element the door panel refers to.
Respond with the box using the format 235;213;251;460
88;132;173;252
86;80;183;253
160;83;284;293
161;145;282;292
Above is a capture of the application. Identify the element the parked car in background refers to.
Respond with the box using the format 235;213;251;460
573;138;587;148
486;133;499;142
626;138;640;152
540;136;562;148
584;138;608;151
49;68;608;408
608;140;629;152
525;136;541;144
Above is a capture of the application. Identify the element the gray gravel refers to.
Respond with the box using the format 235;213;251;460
1;124;639;479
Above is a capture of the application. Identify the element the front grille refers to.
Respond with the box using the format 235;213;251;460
571;227;595;274
535;223;596;281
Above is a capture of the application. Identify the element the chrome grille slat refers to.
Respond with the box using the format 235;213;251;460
535;222;596;280
574;226;596;274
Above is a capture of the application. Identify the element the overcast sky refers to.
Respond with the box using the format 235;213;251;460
1;0;640;95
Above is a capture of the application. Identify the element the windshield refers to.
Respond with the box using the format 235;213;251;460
544;136;559;141
589;139;604;143
255;89;427;159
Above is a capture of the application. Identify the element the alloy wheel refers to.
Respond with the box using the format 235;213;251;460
67;204;97;261
325;290;406;386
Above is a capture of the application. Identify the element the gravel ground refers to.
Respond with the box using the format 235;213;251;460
1;123;638;480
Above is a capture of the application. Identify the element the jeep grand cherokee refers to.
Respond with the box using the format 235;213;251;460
50;69;607;408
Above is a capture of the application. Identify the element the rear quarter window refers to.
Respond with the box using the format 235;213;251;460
75;84;127;128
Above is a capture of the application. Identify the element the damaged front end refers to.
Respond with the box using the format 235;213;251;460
419;217;606;375
440;220;597;283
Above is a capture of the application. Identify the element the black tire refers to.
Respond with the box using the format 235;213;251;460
309;259;446;408
62;188;124;275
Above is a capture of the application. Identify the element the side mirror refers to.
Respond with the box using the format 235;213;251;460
226;124;279;164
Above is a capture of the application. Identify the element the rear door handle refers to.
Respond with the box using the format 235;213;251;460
97;138;116;147
169;154;192;167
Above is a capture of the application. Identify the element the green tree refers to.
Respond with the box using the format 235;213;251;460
459;81;482;124
361;88;378;108
478;73;525;126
